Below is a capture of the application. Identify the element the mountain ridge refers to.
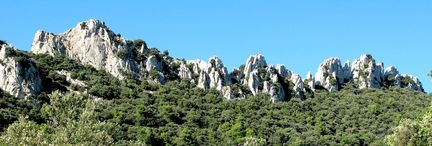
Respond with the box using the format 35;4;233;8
0;19;424;100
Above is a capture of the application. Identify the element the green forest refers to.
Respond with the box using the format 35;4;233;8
0;51;431;145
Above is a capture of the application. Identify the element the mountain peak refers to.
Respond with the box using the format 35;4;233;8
75;19;108;32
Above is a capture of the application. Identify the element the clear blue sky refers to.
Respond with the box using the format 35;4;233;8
1;1;432;92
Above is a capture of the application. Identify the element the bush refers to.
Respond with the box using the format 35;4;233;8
116;50;127;58
80;22;87;29
5;47;16;57
149;70;160;80
133;39;146;50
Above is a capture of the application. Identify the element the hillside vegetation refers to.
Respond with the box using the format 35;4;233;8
0;52;430;145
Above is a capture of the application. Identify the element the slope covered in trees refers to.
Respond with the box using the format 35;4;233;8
0;51;430;145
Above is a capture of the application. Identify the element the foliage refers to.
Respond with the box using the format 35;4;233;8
385;106;432;145
116;49;127;58
0;92;113;145
0;90;41;131
0;51;430;145
91;82;430;145
80;22;87;29
29;53;123;99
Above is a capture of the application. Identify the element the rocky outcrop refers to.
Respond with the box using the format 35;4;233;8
311;54;423;92
243;54;267;82
342;61;352;82
197;71;210;89
246;70;260;95
384;66;424;92
146;55;163;72
56;70;86;87
275;64;291;78
384;66;402;86
177;61;193;79
0;44;42;98
187;56;230;91
238;54;308;101
403;75;423;92
291;74;305;99
207;57;230;90
26;19;425;102
315;58;345;91
31;19;142;80
351;54;384;89
304;72;315;91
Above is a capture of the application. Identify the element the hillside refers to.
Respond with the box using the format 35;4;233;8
0;19;430;145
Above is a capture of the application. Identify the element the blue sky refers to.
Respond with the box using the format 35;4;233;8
1;1;432;92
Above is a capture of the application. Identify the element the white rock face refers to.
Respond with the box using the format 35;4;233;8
207;56;230;90
28;19;426;101
0;44;42;98
351;54;384;89
342;60;352;82
305;72;315;91
261;68;286;102
403;75;423;92
384;66;401;86
187;60;208;75
197;71;210;89
56;70;87;87
146;55;163;72
222;86;233;100
243;54;267;82
31;19;142;80
247;70;260;95
188;56;231;92
315;58;345;91
291;74;305;99
384;66;424;92
177;62;192;79
275;64;292;79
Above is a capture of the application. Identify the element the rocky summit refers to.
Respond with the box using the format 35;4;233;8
0;19;424;101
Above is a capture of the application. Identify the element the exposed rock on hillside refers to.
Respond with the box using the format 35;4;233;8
31;19;142;80
0;44;42;98
351;54;384;89
384;66;424;92
291;74;305;99
243;54;267;83
315;58;345;91
24;19;425;101
304;72;315;92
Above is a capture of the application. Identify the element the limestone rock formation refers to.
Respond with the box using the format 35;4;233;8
247;70;261;95
197;71;210;89
384;66;402;86
190;57;229;90
351;54;384;89
207;56;230;90
315;58;345;91
146;55;163;72
243;54;267;81
56;70;87;87
177;61;193;79
342;60;352;82
0;44;42;98
291;74;305;99
305;72;315;91
24;19;426;101
275;64;292;79
384;66;424;92
31;19;142;80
